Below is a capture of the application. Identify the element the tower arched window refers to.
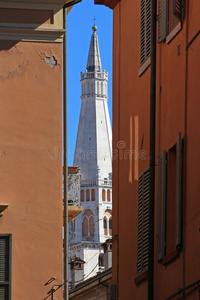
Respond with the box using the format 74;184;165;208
92;81;95;94
103;209;112;236
107;189;110;201
102;189;106;201
97;82;99;95
109;217;112;236
101;82;103;95
92;189;95;201
83;209;95;239
86;189;90;201
83;216;88;237
89;216;94;236
81;190;84;202
103;217;107;235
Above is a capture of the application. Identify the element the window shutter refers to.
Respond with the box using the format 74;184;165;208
140;0;151;65
173;0;182;20
176;132;182;249
0;235;11;300
157;151;167;261
158;0;168;43
137;168;150;274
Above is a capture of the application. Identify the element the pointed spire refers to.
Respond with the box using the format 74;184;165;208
86;26;102;72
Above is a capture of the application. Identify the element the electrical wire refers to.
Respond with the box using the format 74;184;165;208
68;247;103;282
43;249;107;300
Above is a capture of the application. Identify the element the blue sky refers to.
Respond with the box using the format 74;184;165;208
67;0;113;166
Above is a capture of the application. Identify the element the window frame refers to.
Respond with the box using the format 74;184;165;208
157;132;183;263
158;0;184;44
0;234;12;300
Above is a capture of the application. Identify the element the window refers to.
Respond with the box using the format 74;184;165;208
86;189;90;201
103;217;107;235
102;189;106;201
69;221;75;240
89;216;95;236
101;82;103;95
82;210;95;239
103;210;112;236
109;217;112;236
140;0;151;65
158;0;184;43
92;189;95;201
0;235;12;300
107;189;111;201
157;132;182;262
83;216;88;237
81;189;84;202
137;168;150;274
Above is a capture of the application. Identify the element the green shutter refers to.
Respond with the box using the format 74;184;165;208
158;0;168;43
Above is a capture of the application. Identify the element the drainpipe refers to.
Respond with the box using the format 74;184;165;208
148;0;157;299
63;2;82;300
63;6;68;300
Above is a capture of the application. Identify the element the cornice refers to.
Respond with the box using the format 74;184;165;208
0;0;69;5
94;0;119;10
0;26;65;42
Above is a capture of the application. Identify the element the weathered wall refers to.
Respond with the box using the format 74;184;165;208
97;0;200;299
112;1;150;299
0;40;63;299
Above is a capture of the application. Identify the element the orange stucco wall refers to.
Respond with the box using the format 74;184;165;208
101;0;200;299
0;40;63;299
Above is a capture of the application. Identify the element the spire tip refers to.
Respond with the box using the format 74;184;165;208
92;25;97;32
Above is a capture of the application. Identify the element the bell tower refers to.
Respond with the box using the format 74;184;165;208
69;25;112;282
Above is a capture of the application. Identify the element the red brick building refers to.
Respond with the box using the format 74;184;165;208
95;0;200;299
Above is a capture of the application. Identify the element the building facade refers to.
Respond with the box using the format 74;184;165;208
69;26;112;283
0;1;77;299
95;0;200;299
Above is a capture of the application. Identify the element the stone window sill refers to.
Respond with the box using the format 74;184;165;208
138;57;151;77
166;22;182;44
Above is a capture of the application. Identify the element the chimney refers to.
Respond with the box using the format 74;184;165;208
69;257;85;289
102;239;112;269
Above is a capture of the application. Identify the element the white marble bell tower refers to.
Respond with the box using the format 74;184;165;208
69;25;112;282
